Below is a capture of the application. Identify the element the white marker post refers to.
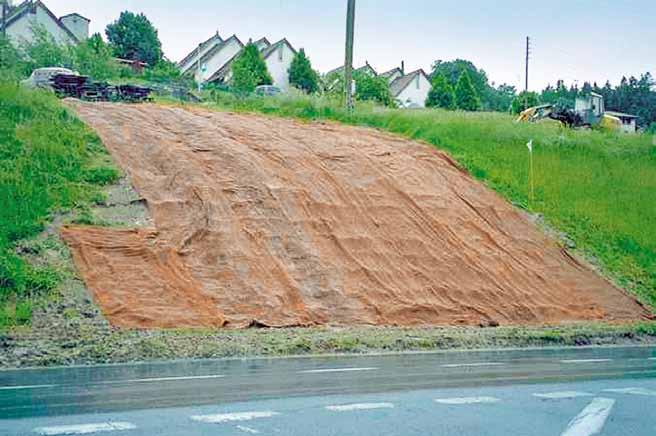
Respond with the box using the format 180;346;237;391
527;139;534;208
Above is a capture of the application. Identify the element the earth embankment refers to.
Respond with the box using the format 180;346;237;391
61;101;649;328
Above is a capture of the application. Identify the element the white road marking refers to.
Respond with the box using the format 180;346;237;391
325;402;394;412
0;384;56;391
441;362;504;368
533;391;594;400
111;374;225;384
34;422;136;435
300;367;377;374
434;396;500;405
648;357;656;361
191;411;279;424
236;425;260;434
603;387;656;396
560;359;612;364
560;397;614;436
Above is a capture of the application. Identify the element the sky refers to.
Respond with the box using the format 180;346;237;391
45;0;655;91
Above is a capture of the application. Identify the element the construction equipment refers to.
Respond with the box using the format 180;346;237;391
516;92;632;131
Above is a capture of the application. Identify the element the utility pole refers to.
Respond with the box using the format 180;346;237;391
525;36;531;92
2;1;7;38
344;0;356;110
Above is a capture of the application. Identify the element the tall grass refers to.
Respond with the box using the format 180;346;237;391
202;92;656;308
0;83;119;327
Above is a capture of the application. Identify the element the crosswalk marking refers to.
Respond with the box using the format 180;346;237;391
603;387;656;396
34;422;136;435
191;411;279;424
560;398;614;436
434;396;500;405
326;402;394;412
560;359;612;364
533;391;594;400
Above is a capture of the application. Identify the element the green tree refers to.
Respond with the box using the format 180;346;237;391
288;49;319;93
454;71;480;111
431;59;513;110
426;73;455;109
354;71;393;106
511;91;540;114
231;43;272;93
105;11;162;65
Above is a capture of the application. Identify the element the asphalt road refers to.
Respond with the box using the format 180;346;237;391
1;346;656;435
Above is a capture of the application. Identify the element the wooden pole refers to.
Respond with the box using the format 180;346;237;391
344;0;356;110
2;1;7;38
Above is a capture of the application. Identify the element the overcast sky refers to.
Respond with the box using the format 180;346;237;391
45;0;655;91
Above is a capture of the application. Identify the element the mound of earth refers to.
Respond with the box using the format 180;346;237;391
61;101;649;328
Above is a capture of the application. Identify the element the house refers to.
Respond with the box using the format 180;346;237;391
178;31;224;75
389;69;431;108
380;67;404;83
1;0;89;46
259;38;297;91
186;34;244;84
605;111;638;134
205;38;297;92
325;61;378;78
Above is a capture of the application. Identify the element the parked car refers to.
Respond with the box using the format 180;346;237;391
21;67;79;90
255;85;282;96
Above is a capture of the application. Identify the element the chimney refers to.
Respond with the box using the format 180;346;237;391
401;60;405;75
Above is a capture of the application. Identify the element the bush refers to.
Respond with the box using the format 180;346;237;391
354;72;393;107
69;33;123;81
231;43;273;93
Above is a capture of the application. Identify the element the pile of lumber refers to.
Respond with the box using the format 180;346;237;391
51;74;152;103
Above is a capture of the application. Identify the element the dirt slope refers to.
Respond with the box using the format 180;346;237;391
61;101;649;328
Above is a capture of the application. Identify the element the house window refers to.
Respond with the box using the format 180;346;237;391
278;46;283;62
416;75;420;89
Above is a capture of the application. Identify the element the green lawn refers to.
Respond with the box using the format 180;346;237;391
200;92;656;309
0;83;118;327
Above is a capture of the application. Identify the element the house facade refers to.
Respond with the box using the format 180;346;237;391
178;31;224;75
185;34;297;92
1;1;88;46
390;69;431;108
260;39;296;91
189;34;244;83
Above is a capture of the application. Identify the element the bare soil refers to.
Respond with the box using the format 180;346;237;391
61;101;649;329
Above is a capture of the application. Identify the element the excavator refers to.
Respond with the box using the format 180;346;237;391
516;92;623;130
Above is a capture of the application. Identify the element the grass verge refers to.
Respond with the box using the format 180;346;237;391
0;83;119;328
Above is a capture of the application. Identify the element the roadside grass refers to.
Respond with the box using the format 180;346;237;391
196;92;656;309
0;82;119;328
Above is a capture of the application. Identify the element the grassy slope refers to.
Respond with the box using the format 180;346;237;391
0;83;118;328
199;92;656;309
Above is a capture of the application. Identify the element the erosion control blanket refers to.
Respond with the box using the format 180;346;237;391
62;102;648;328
